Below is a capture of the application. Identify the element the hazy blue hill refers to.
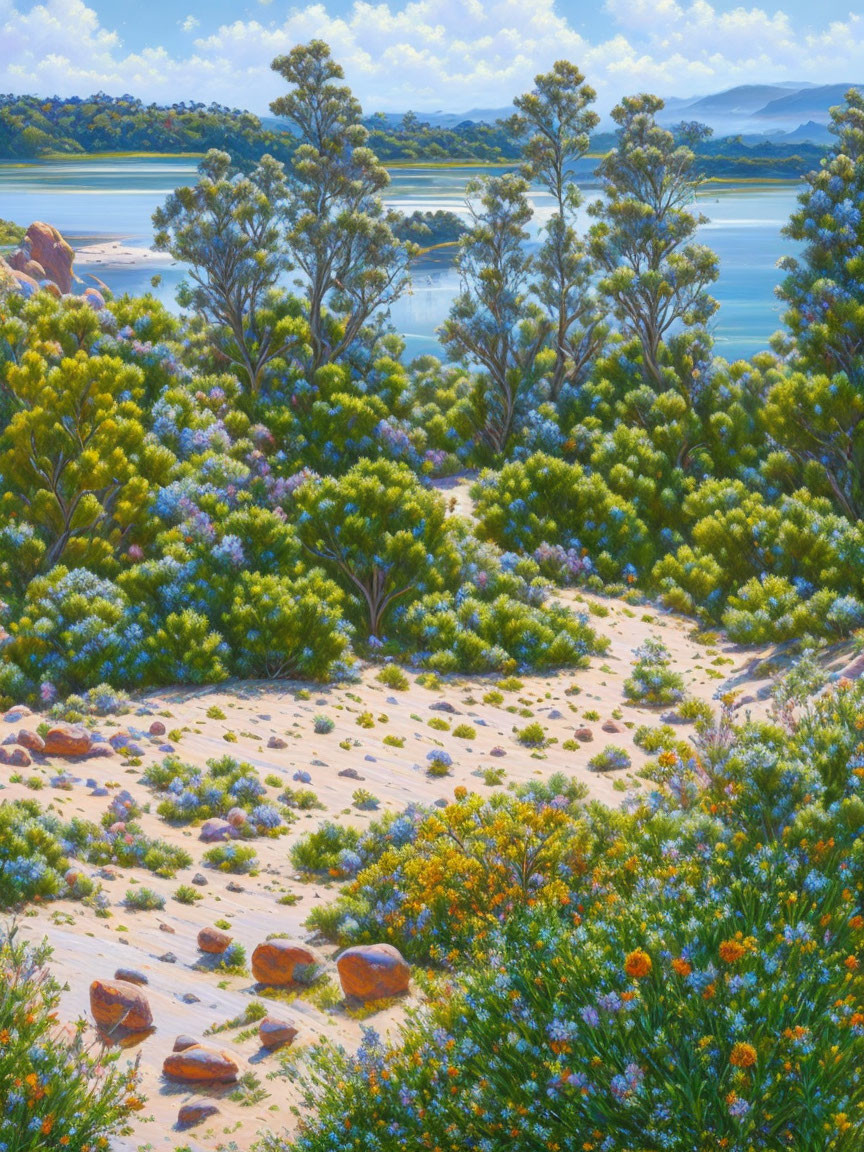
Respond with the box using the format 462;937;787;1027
680;84;799;115
756;83;863;120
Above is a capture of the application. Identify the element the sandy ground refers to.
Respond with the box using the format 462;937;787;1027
73;241;173;267
5;478;860;1152
2;589;804;1152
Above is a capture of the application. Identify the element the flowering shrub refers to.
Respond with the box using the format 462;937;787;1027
0;927;144;1151
623;636;686;705
203;843;259;874
143;754;284;833
271;681;864;1149
305;781;594;962
472;453;654;583
0;800;73;907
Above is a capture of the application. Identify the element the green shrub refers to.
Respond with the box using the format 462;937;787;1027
376;664;409;690
203;844;259;874
124;886;165;911
0;927;144;1149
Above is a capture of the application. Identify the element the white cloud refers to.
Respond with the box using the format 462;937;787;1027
0;0;863;112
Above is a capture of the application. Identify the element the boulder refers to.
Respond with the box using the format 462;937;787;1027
149;720;166;736
601;720;622;734
336;944;410;1002
197;926;232;954
177;1102;220;1128
226;807;247;829
199;818;236;843
43;723;92;758
8;748;31;767
82;287;106;311
90;979;153;1031
114;968;149;986
573;727;594;743
9;222;75;293
251;940;317;986
258;1015;298;1049
17;730;45;753
163;1045;240;1084
173;1034;199;1052
6;267;39;296
267;736;287;749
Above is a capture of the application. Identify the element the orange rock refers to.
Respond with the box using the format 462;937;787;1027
163;1045;240;1083
337;944;410;1001
10;222;74;293
17;729;45;753
197;926;232;954
43;723;92;757
258;1016;298;1049
251;940;317;986
90;979;153;1031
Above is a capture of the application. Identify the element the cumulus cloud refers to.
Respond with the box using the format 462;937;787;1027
1;0;864;111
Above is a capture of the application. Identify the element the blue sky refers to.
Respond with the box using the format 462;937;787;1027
2;0;864;112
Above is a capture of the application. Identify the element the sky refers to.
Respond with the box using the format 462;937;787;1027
2;0;864;113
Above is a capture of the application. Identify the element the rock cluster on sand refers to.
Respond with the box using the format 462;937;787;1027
336;944;411;1001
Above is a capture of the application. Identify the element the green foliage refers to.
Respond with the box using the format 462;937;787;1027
203;843;259;874
0;927;144;1149
294;458;460;639
224;570;350;679
124;885;165;911
473;453;653;583
623;637;686;705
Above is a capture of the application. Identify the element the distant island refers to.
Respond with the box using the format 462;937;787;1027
0;91;829;177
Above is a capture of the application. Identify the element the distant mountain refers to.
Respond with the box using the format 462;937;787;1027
681;85;800;117
757;84;860;121
654;81;862;140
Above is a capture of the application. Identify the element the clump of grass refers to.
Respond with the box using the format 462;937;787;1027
174;884;202;905
452;724;476;740
515;722;546;748
124;886;165;911
377;665;409;690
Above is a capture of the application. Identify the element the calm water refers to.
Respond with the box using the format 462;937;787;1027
0;157;801;361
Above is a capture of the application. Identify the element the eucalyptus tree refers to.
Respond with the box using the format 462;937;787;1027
589;94;719;388
776;89;864;387
508;60;606;398
153;149;301;396
440;173;548;455
827;87;864;160
270;40;413;373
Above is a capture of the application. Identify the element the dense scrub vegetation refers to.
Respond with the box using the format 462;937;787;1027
270;682;864;1149
1;48;862;701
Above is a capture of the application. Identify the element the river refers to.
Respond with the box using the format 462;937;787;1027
0;156;802;362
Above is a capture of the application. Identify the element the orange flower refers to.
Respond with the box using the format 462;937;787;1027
719;936;753;964
625;949;652;979
671;957;692;977
845;956;859;972
730;1043;757;1068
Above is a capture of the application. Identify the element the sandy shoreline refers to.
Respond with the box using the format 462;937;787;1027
73;241;173;266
